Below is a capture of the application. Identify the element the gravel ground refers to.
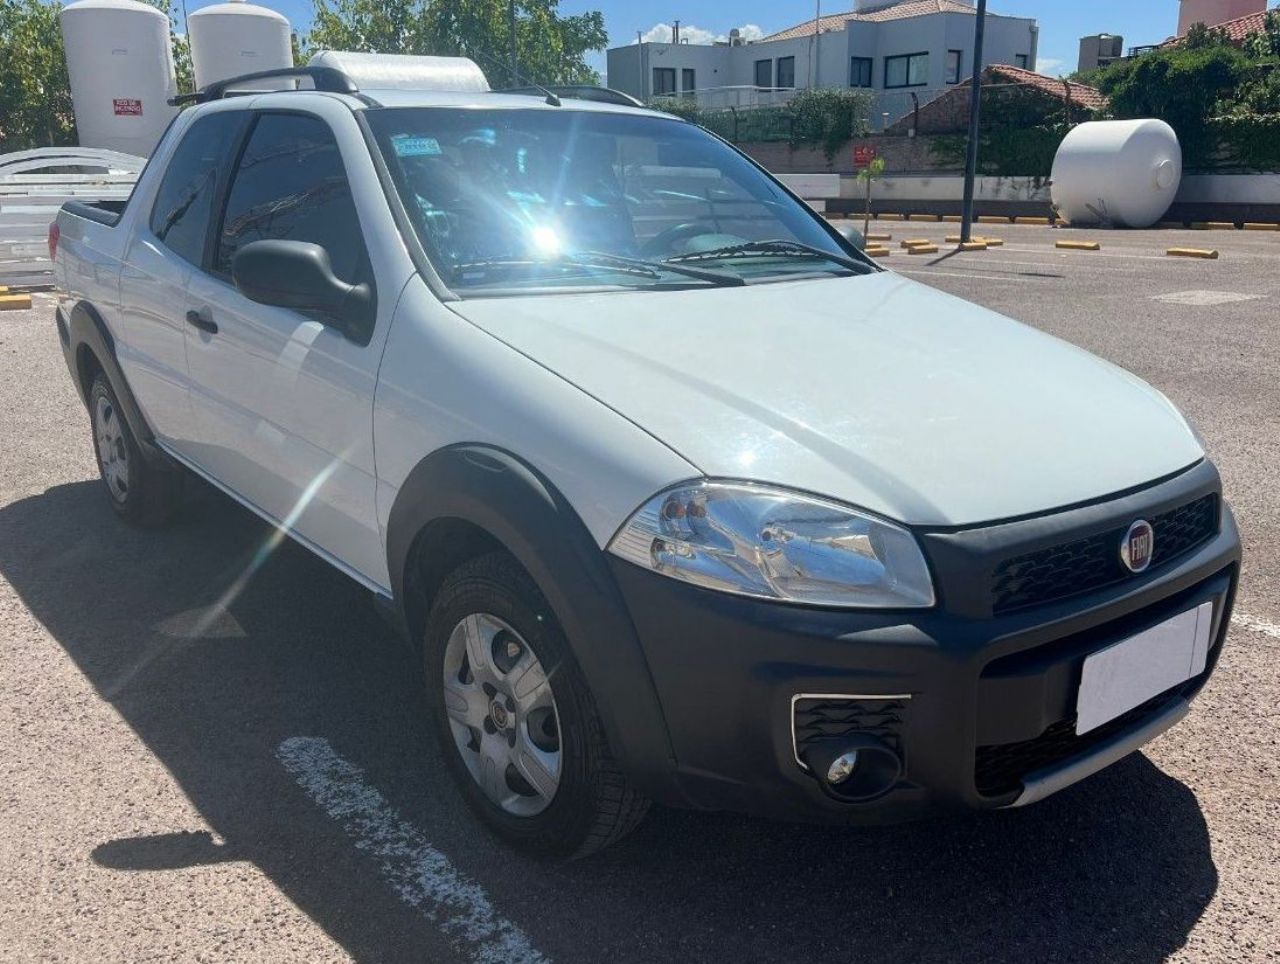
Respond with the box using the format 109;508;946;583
1;223;1277;963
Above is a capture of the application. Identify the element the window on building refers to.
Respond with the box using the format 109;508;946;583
149;112;244;267
884;52;929;89
1015;54;1029;68
849;56;873;88
754;58;773;88
777;56;796;88
215;113;367;288
946;49;963;84
652;67;676;96
681;68;696;95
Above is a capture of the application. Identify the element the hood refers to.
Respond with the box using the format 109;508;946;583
447;272;1202;527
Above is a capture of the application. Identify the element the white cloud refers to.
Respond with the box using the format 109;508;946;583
1036;58;1068;77
635;22;766;45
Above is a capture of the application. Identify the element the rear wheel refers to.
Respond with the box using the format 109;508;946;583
88;373;182;526
424;552;649;859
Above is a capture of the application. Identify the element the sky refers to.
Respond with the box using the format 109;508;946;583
176;0;1280;79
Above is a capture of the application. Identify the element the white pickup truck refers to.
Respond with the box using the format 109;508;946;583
53;62;1240;859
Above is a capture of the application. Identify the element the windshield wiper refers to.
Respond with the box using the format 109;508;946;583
570;250;745;286
666;239;871;274
451;251;745;288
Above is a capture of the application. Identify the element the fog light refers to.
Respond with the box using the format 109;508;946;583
826;751;859;785
801;734;903;802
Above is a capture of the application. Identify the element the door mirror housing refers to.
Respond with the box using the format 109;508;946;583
834;223;866;251
232;239;374;339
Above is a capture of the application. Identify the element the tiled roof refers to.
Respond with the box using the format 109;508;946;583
984;64;1107;110
1163;10;1271;45
883;65;1105;134
763;1;992;42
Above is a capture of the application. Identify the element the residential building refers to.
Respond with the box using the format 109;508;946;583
1177;0;1267;36
606;0;1039;114
1078;33;1125;73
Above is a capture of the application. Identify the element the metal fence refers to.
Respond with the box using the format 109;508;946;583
0;148;144;289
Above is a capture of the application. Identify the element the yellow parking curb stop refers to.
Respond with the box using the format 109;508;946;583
1167;247;1220;259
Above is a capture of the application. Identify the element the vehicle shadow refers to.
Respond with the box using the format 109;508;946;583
0;481;1217;964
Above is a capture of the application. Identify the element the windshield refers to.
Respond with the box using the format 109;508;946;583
366;106;868;294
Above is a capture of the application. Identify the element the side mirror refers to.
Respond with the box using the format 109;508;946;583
232;239;374;338
834;223;866;251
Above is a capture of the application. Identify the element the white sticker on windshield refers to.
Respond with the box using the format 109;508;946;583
392;135;442;157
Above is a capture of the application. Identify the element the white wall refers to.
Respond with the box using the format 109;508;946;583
606;8;1037;103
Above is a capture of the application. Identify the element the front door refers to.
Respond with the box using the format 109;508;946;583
117;110;244;445
183;109;390;590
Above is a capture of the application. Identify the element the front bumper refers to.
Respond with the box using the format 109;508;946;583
609;459;1240;822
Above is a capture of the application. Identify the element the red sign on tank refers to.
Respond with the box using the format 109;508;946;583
113;98;143;116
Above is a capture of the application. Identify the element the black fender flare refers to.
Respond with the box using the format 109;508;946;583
386;444;682;802
62;300;173;469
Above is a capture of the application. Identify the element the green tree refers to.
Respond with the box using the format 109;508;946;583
856;155;885;235
306;0;607;88
0;0;75;151
1242;9;1280;61
1093;39;1250;166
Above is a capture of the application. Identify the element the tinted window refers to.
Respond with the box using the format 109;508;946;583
777;56;796;89
652;68;676;96
850;57;873;88
885;52;929;88
149;112;244;266
755;59;772;88
215;113;366;283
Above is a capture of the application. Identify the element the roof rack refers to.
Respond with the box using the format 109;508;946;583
168;66;360;106
500;86;645;108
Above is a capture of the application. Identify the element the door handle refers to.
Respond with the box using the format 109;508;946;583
185;309;218;335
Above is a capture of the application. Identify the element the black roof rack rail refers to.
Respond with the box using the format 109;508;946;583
168;66;360;106
499;85;645;108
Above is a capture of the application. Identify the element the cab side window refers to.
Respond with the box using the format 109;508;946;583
215;113;368;284
149;112;244;266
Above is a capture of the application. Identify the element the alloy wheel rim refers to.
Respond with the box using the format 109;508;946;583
93;395;129;503
442;613;562;816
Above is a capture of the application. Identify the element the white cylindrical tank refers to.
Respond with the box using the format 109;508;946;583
1051;119;1183;229
60;0;177;157
188;0;292;92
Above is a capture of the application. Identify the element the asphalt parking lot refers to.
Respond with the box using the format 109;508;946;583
1;223;1278;963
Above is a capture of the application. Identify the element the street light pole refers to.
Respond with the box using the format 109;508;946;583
509;0;518;86
960;0;988;243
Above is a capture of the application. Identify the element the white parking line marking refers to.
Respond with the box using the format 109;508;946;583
1231;612;1280;639
1153;290;1262;306
277;737;549;964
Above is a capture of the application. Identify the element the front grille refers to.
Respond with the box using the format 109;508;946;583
793;697;908;769
991;494;1218;614
974;691;1181;797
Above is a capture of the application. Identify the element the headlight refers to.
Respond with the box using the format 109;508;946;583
607;482;935;609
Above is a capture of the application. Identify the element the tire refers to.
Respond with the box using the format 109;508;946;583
424;551;650;859
88;373;183;527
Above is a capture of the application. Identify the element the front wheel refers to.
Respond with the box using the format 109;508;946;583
424;552;649;859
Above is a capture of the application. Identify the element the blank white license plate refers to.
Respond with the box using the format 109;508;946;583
1076;600;1215;735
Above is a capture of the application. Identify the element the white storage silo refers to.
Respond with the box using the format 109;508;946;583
60;0;178;157
1051;120;1183;229
188;0;292;92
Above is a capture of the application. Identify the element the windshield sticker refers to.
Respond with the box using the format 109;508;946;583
392;135;442;157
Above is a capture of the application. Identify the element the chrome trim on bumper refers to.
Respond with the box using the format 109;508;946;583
789;692;913;771
1005;697;1191;808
